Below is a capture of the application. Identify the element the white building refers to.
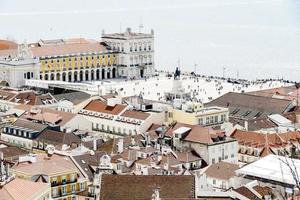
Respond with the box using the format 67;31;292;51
236;154;300;199
79;98;164;138
165;122;238;165
102;27;155;79
0;44;39;88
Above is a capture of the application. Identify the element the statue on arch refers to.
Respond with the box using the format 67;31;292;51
174;67;181;80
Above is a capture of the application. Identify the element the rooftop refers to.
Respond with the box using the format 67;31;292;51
0;178;49;200
83;99;126;115
12;153;84;177
100;175;195;200
206;92;294;120
120;110;150;120
236;154;300;186
204;161;239;180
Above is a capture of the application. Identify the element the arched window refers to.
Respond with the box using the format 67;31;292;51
79;71;83;81
102;68;105;79
56;73;60;81
85;70;89;81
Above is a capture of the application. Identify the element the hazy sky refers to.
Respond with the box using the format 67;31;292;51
0;0;300;80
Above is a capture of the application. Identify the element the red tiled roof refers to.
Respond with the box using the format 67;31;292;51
121;110;150;120
231;129;300;156
205;161;239;180
83;99;126;115
0;40;17;50
30;42;108;57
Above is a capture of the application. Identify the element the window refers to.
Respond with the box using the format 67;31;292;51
71;184;76;193
70;174;76;182
61;176;67;184
210;116;214;124
214;116;218;123
80;182;85;190
231;154;234;158
52;177;57;186
206;117;209;124
212;158;215;164
52;188;58;197
213;179;216;185
199;118;203;125
61;186;66;195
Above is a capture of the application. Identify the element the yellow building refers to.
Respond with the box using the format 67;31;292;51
168;101;229;126
11;153;88;200
30;39;118;82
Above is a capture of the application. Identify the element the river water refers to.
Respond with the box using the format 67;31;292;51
0;0;299;80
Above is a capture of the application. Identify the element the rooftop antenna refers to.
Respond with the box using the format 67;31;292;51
222;66;226;78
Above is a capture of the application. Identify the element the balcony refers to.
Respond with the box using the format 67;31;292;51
51;178;77;187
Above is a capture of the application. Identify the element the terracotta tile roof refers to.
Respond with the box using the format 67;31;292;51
159;154;182;167
183;126;216;144
0;178;49;200
0;140;29;159
16;104;76;126
100;175;195;200
10;91;56;106
234;186;261;200
176;151;202;163
12;153;83;177
165;122;227;144
165;122;193;137
0;40;17;50
30;42;108;57
0;49;17;57
205;161;239;180
0;89;18;100
253;185;273;197
121;110;150;120
232;129;300;147
83;99;126;115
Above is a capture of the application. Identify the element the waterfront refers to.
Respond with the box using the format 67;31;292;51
0;0;300;80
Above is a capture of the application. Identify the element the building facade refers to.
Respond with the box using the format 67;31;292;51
0;44;39;88
101;27;154;79
0;28;155;88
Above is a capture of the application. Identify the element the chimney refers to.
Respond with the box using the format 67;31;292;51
93;139;97;151
244;121;248;131
117;138;124;154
